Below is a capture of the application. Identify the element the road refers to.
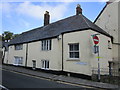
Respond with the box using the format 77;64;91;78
2;69;95;89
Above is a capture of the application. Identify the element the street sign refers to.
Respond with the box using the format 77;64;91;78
93;35;99;45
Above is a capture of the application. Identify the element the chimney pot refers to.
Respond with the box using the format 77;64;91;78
76;4;82;15
106;1;112;5
44;11;50;26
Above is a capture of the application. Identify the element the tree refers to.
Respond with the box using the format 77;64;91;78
2;31;13;42
13;34;19;39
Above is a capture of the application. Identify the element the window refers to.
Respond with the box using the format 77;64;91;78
14;57;23;66
41;60;49;69
94;45;99;54
108;40;112;49
69;43;79;59
32;60;36;69
41;40;51;51
15;44;23;50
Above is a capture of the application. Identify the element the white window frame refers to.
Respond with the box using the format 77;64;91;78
41;40;51;51
69;43;79;59
15;44;23;50
41;60;49;70
14;56;23;66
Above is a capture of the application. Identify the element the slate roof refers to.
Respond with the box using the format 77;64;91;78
9;14;111;45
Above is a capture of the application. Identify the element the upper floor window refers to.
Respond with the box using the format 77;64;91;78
41;39;52;51
15;44;23;50
69;43;79;59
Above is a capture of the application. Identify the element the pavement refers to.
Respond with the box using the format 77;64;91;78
1;64;119;89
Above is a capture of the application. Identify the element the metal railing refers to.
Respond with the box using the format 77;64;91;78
92;68;120;85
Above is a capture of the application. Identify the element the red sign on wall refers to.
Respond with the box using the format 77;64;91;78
93;35;99;45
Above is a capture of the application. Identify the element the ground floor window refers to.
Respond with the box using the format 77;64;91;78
41;60;49;69
14;56;23;66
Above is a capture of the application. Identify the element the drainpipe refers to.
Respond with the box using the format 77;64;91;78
25;43;28;67
62;34;64;71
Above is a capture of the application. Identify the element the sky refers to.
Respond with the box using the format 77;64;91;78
0;0;109;35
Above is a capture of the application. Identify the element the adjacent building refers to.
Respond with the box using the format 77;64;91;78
95;0;120;72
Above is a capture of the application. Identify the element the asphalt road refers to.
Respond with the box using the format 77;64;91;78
2;69;94;89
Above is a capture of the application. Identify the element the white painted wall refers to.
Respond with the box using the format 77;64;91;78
63;30;112;75
7;44;27;66
95;2;119;43
95;1;120;70
27;38;62;71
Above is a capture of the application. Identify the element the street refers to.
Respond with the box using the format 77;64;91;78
2;69;95;89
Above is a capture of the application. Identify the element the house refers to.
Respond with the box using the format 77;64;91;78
95;0;120;72
3;4;113;77
2;42;9;64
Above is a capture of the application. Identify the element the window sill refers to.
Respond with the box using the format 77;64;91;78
41;50;51;51
67;58;80;61
41;68;49;70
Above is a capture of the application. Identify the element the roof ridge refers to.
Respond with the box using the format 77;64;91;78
81;14;91;28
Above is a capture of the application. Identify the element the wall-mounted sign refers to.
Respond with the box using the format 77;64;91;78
76;62;87;65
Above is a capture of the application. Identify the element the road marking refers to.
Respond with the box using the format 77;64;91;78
0;84;9;90
2;68;51;81
2;68;101;89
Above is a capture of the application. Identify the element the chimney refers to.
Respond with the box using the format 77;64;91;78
44;11;50;26
106;1;112;5
106;0;113;5
76;4;82;15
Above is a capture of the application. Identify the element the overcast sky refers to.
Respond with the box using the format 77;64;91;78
0;0;109;35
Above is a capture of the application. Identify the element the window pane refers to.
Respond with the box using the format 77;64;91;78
41;41;43;50
75;52;79;58
69;44;73;51
49;40;51;50
15;44;23;50
46;61;49;69
70;52;74;58
74;44;79;51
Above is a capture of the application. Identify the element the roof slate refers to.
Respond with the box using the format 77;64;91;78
9;14;111;45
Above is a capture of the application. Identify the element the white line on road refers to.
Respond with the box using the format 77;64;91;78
0;84;9;90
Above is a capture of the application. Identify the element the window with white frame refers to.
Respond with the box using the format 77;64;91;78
41;40;51;51
41;60;49;69
14;57;23;66
15;44;23;50
69;43;79;59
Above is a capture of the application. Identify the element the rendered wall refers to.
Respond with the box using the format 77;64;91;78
7;44;27;66
27;38;62;71
63;30;112;75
